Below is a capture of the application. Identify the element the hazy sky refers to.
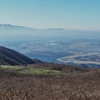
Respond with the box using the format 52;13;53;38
0;0;100;31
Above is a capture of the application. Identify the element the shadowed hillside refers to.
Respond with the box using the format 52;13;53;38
0;46;36;65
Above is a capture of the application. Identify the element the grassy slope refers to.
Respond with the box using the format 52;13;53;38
0;64;100;100
0;65;65;76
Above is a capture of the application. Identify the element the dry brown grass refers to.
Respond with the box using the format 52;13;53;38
0;64;100;100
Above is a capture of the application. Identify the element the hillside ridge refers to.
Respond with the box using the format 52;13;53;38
0;46;37;65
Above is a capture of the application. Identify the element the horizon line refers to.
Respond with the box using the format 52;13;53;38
0;23;100;32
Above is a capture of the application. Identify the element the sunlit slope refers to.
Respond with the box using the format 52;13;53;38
0;65;64;76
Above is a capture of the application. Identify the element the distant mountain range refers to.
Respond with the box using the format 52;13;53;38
0;46;41;65
0;24;100;39
0;24;28;29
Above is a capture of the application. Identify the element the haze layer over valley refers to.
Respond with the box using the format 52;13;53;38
0;24;100;68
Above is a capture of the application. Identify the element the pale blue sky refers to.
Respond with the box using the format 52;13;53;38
0;0;100;31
